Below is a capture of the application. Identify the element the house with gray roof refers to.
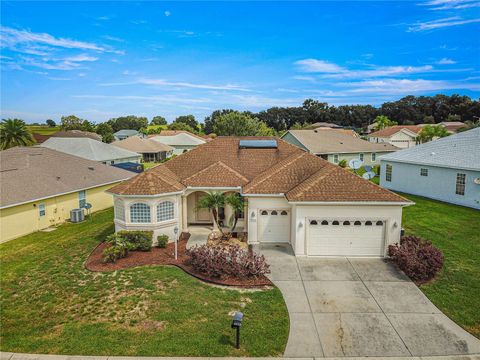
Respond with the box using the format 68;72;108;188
41;137;142;166
113;129;140;141
282;129;398;166
380;127;480;209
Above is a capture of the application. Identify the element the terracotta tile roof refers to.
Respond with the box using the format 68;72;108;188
183;161;249;187
108;136;408;203
157;130;211;141
368;125;422;138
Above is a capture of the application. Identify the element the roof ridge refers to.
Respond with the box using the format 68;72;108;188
286;163;334;197
245;151;308;191
181;160;248;184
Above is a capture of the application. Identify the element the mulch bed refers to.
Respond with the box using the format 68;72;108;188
85;236;272;288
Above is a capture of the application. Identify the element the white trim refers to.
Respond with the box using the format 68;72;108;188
314;150;396;156
378;158;480;172
0;179;130;210
288;201;413;206
109;191;184;198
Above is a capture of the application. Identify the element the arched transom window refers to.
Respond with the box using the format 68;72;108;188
157;201;175;222
130;203;151;223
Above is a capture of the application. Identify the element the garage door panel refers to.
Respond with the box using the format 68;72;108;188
259;209;290;243
307;220;384;256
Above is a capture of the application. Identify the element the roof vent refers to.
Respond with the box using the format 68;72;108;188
88;166;95;171
431;152;436;156
239;139;277;149
314;129;318;133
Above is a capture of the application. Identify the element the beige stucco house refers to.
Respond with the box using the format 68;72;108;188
367;126;422;149
108;137;412;257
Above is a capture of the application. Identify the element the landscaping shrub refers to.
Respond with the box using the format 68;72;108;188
157;234;169;248
117;230;153;251
186;244;270;279
338;159;347;168
388;235;444;282
102;234;135;263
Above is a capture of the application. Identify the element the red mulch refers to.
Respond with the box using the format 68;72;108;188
84;236;272;288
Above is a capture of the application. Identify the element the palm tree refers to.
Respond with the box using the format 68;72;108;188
195;192;225;233
417;124;450;143
0;118;35;150
225;193;245;233
372;115;398;131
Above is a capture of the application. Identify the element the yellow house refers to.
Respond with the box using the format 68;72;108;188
0;147;134;243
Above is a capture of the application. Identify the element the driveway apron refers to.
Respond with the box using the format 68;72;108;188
256;244;480;358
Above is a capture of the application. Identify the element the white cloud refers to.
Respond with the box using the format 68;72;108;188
421;0;480;10
292;75;316;82
436;57;457;64
63;54;98;62
294;59;345;73
100;78;251;92
408;16;480;31
0;26;105;51
72;94;212;105
164;11;171;17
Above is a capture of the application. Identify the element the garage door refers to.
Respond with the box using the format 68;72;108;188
258;209;290;243
307;219;385;256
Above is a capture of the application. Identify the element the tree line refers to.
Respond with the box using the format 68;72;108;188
2;94;479;149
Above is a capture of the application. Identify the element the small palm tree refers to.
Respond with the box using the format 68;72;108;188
225;193;245;233
0;118;35;150
195;192;225;233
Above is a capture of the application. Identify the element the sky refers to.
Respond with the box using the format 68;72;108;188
1;1;479;124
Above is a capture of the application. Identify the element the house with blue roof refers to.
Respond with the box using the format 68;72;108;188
379;128;480;209
113;129;140;141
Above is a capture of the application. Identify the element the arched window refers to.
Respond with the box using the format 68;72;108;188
281;210;288;215
321;220;329;225
354;221;361;226
310;220;318;225
130;203;151;223
376;221;384;226
365;221;373;226
343;221;351;225
114;199;125;221
157;201;174;222
271;210;278;215
261;210;268;215
332;220;340;225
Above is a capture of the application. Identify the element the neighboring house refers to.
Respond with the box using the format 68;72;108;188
309;122;343;129
114;129;140;141
367;125;422;149
108;137;411;257
52;130;102;141
418;121;466;133
150;130;207;155
281;129;398;166
380;128;480;210
41;137;142;165
0;147;134;243
112;136;174;162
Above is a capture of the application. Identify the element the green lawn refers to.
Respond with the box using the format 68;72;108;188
0;209;289;356
402;194;480;338
143;162;159;170
27;125;60;135
348;166;380;184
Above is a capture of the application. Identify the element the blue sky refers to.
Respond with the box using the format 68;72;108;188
1;1;479;123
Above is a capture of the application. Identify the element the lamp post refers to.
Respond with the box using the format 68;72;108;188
174;225;179;260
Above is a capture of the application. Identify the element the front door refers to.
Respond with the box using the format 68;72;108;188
195;193;211;222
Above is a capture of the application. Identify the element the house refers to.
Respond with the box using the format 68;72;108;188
112;136;174;162
41;137;142;165
309;122;343;129
367;125;422;149
114;129;140;141
52;130;103;141
108;137;411;257
0;147;134;243
418;121;466;133
281;129;398;166
380;127;480;209
149;130;207;155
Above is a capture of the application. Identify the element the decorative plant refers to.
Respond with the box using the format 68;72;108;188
157;234;169;248
338;159;347;168
195;192;226;234
225;193;245;233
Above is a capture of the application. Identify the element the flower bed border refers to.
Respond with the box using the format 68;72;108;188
84;234;272;288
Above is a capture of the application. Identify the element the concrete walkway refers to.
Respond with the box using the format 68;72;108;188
256;244;480;358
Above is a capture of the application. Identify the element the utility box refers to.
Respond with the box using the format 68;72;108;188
70;208;85;223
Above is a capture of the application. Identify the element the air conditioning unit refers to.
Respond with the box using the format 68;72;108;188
70;208;85;223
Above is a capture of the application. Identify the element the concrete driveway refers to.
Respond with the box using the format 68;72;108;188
257;244;480;358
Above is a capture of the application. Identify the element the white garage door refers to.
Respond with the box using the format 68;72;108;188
307;219;385;256
258;209;290;243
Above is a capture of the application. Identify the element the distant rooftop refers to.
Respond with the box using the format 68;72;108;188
114;129;139;136
239;139;278;149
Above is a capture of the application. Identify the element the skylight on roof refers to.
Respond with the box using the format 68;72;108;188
239;139;277;149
